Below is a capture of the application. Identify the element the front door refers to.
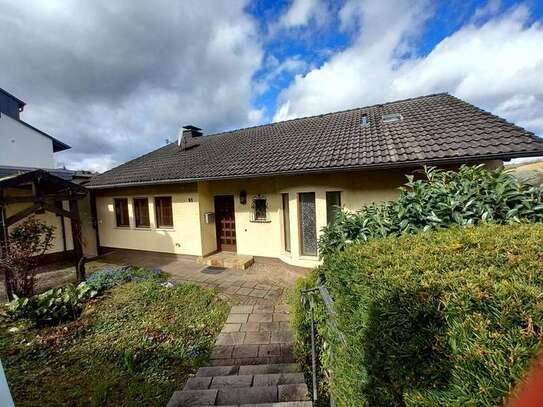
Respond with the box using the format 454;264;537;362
214;195;236;252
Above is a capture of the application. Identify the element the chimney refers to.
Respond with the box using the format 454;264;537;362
178;125;203;147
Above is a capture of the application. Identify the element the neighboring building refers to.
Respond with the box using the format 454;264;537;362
0;88;69;169
86;93;543;267
0;88;97;262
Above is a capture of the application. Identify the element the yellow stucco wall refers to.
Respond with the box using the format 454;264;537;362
95;184;202;255
4;188;97;258
92;169;409;266
92;161;502;268
198;169;408;267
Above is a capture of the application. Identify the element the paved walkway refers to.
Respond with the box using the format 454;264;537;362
99;249;309;305
167;305;312;406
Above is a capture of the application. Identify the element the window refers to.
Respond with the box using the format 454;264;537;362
251;195;268;222
299;192;317;256
133;198;150;228
382;113;403;123
114;198;129;227
282;193;291;252
326;191;342;225
361;114;369;127
254;198;267;220
155;197;173;228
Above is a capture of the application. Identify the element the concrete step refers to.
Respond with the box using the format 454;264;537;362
184;372;305;390
196;363;301;378
215;383;310;405
240;403;312;407
167;383;310;406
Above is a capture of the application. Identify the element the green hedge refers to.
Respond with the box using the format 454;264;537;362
319;165;543;257
314;224;543;406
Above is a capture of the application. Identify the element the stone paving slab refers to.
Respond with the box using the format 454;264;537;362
253;373;305;387
226;313;250;324
216;385;278;405
210;374;253;388
166;389;217;407
279;384;310;402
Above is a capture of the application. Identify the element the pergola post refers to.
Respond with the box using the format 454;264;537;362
0;192;14;301
69;199;85;282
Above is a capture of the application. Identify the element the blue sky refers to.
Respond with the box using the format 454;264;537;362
1;0;542;171
249;0;543;123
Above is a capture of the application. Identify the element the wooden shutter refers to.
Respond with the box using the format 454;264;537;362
114;198;129;227
155;197;173;228
133;198;150;227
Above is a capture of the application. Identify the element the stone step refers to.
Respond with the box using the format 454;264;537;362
167;384;310;406
184;372;305;390
210;343;295;364
208;354;296;367
215;383;310;405
196;363;301;377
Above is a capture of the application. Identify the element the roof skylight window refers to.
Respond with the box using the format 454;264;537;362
361;114;370;127
382;113;403;123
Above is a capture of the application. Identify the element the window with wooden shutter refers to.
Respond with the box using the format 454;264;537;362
155;197;173;228
133;198;150;228
114;198;129;227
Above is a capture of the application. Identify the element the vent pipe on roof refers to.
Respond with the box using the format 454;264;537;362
178;125;202;147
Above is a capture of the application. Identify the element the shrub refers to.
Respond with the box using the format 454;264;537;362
319;165;543;257
6;282;97;325
85;265;165;292
314;224;543;406
0;216;55;298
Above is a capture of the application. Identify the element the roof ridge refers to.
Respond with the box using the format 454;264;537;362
205;92;450;138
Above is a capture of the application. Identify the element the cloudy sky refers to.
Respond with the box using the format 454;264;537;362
1;0;542;172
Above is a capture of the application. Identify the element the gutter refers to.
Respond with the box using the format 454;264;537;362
85;150;543;190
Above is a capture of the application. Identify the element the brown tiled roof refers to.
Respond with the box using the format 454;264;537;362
87;93;543;188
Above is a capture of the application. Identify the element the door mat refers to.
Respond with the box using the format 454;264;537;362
201;266;227;274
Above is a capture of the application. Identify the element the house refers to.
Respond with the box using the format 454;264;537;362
86;93;543;267
0;88;97;264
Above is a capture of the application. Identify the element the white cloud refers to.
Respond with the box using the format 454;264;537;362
0;0;263;171
274;1;543;139
279;0;327;28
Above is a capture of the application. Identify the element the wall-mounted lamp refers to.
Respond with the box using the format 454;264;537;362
240;190;247;205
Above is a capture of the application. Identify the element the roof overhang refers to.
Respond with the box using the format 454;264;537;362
86;150;543;189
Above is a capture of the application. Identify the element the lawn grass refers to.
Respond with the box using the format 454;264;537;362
0;280;229;406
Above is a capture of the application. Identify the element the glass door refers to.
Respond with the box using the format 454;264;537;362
298;192;317;256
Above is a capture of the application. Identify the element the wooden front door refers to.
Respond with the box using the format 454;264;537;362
214;195;236;252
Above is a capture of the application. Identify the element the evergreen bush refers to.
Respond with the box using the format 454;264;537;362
314;224;543;406
319;165;543;257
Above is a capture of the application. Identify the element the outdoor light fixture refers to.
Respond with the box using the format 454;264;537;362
240;190;247;205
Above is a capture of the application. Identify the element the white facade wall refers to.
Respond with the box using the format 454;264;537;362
0;113;55;168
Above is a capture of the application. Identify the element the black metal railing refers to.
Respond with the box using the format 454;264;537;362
301;278;346;406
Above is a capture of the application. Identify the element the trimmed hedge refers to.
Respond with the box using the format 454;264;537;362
319;165;543;257
311;224;543;406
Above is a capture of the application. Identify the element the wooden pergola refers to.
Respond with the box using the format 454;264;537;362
0;170;88;296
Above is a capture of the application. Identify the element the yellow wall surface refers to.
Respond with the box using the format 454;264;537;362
92;169;409;266
92;161;502;268
95;184;202;256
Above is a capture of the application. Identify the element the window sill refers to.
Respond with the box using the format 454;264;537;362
156;227;175;231
250;219;271;223
114;226;130;229
134;227;151;231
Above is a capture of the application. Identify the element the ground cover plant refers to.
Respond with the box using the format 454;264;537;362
319;165;543;257
295;224;543;406
1;269;229;406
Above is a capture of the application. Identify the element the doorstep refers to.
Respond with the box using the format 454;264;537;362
197;252;255;270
